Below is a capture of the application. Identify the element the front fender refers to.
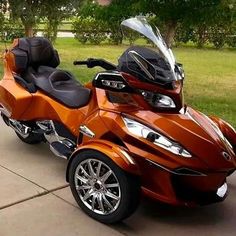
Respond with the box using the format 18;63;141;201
210;116;236;150
66;139;140;182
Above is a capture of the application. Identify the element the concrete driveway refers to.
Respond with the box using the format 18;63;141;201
0;118;236;236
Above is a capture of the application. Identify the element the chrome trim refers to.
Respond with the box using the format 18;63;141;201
146;159;206;176
36;120;52;133
94;71;122;81
39;120;75;159
41;120;76;150
8;119;31;138
40;120;75;145
79;125;95;138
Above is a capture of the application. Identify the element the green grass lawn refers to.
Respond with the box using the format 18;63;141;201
0;38;236;128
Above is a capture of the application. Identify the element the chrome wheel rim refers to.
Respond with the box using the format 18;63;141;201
74;158;121;215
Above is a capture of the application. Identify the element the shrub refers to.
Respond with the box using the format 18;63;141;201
122;27;140;45
208;26;226;49
108;30;123;45
226;27;236;48
72;17;107;45
175;25;196;44
0;19;24;41
227;36;236;48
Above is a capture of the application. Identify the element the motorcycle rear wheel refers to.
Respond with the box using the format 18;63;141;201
15;131;44;144
1;114;44;145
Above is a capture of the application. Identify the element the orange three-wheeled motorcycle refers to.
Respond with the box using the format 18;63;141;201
0;17;236;223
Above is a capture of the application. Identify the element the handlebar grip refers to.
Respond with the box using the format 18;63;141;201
73;59;116;70
73;60;88;65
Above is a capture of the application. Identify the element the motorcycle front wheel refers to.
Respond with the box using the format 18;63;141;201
69;150;141;224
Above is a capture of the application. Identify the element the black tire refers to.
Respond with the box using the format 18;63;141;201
1;114;43;145
69;150;141;224
15;131;43;144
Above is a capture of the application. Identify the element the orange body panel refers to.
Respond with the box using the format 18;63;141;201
210;116;236;150
0;77;32;118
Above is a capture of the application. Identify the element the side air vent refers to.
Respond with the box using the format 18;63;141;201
174;168;205;176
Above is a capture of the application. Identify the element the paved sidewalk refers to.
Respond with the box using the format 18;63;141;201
0;118;236;236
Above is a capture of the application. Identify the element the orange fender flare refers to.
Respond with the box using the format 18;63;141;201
210;116;236;148
66;139;140;182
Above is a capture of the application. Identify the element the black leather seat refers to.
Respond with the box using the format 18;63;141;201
11;37;91;108
24;66;91;108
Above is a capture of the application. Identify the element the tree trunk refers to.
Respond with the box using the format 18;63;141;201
164;21;177;48
24;25;34;37
196;25;207;48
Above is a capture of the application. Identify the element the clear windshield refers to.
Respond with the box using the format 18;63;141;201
121;17;178;79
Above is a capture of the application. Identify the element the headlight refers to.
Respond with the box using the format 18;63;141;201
140;90;176;108
122;117;192;158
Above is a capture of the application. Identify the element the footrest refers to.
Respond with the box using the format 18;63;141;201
50;141;73;159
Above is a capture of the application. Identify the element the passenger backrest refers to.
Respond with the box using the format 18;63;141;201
10;37;60;74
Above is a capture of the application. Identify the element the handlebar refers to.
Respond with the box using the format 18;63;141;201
73;60;88;66
73;58;117;70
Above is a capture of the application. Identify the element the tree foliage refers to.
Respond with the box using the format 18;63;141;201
1;0;81;38
1;0;236;48
42;0;80;42
73;0;236;48
136;0;223;47
7;0;43;37
73;16;107;44
79;0;138;44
